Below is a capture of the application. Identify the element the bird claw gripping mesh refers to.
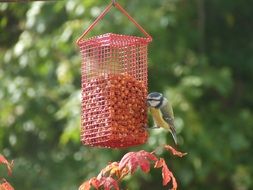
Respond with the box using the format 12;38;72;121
77;2;152;148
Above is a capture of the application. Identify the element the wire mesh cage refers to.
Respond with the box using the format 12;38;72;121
77;2;152;148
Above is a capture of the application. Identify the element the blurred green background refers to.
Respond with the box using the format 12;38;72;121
0;0;253;189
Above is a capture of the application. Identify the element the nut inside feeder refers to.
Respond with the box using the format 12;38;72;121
77;1;152;148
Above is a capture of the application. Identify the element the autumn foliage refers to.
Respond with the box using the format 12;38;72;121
79;145;187;190
0;155;14;190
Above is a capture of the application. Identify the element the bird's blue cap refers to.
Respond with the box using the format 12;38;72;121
147;92;163;100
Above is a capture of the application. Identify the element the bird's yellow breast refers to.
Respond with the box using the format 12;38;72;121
150;107;169;129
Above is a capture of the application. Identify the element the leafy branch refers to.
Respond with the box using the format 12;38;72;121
0;155;14;190
79;145;187;190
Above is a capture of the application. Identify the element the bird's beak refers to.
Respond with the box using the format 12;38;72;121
147;98;152;106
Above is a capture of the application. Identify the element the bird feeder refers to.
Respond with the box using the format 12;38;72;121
76;1;152;148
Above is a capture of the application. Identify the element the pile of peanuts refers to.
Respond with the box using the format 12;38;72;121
81;73;148;148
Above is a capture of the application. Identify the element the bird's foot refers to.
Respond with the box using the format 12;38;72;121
143;125;160;130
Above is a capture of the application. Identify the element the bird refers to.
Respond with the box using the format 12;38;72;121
147;92;178;145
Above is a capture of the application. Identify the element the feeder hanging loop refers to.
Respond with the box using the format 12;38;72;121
76;0;152;44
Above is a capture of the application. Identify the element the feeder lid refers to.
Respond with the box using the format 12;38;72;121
78;33;151;48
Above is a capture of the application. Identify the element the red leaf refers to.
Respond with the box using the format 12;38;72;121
154;158;178;189
0;155;14;176
79;177;119;190
0;179;14;190
98;162;129;180
78;181;91;190
79;177;99;190
139;158;150;173
98;177;119;190
119;150;158;174
164;145;187;157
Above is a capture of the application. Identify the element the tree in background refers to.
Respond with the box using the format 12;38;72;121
0;0;253;189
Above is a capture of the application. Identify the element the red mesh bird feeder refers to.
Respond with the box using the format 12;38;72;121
76;1;152;148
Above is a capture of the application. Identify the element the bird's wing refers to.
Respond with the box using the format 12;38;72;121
161;103;178;144
160;102;174;127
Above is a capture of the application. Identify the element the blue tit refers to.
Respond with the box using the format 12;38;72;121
147;92;178;145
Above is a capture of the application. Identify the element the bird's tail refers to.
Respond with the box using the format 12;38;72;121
170;125;178;145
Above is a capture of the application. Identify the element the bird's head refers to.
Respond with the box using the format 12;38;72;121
147;92;165;108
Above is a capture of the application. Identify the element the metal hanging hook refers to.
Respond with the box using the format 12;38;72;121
112;0;116;6
76;0;152;44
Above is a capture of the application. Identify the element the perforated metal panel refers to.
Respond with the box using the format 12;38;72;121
78;33;151;148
